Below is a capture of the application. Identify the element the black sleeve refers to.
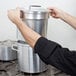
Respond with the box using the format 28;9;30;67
34;37;76;76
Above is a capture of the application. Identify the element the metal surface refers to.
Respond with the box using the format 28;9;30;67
21;5;49;19
17;42;47;73
0;40;17;61
17;5;49;73
24;19;48;36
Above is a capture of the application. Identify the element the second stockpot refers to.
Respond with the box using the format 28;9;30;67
13;40;47;73
16;5;49;73
0;40;17;61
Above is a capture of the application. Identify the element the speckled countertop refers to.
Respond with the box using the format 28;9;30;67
0;60;52;76
0;60;71;76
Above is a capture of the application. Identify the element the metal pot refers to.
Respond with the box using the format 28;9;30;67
17;5;49;41
0;40;17;61
16;5;49;73
12;40;47;73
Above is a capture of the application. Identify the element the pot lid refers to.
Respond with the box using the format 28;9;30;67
23;5;48;14
1;40;16;46
21;5;49;19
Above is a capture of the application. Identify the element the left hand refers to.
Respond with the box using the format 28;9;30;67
7;8;22;24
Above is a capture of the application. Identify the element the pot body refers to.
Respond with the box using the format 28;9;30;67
0;41;17;61
17;42;47;73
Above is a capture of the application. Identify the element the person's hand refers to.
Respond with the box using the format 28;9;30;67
7;7;22;24
48;7;64;19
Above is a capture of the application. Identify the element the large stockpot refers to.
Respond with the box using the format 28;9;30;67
0;40;17;61
16;5;49;73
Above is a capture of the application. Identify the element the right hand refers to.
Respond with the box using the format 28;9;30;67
48;7;64;19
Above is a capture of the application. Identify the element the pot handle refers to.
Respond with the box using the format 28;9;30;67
12;45;18;51
29;5;41;11
29;5;41;8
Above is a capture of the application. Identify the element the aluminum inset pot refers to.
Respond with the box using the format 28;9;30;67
0;40;17;61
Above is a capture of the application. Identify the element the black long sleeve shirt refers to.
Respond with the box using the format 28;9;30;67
34;37;76;76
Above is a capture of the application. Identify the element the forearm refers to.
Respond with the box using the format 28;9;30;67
34;37;76;75
60;12;76;29
15;19;41;48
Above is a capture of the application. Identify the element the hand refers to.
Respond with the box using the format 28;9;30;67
7;8;22;24
48;7;64;19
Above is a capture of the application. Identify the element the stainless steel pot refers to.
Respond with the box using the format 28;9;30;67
0;40;17;61
17;5;49;41
16;5;49;73
13;40;47;73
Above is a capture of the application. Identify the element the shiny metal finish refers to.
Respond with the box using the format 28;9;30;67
24;19;48;37
21;5;49;19
17;42;47;73
17;5;49;73
0;40;17;61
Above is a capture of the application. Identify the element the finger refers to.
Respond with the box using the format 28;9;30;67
20;10;24;18
47;7;55;13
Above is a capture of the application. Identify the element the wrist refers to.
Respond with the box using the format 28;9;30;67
14;18;23;26
59;11;67;20
15;18;28;30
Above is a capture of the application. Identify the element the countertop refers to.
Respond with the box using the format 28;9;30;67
0;60;71;76
0;60;51;76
